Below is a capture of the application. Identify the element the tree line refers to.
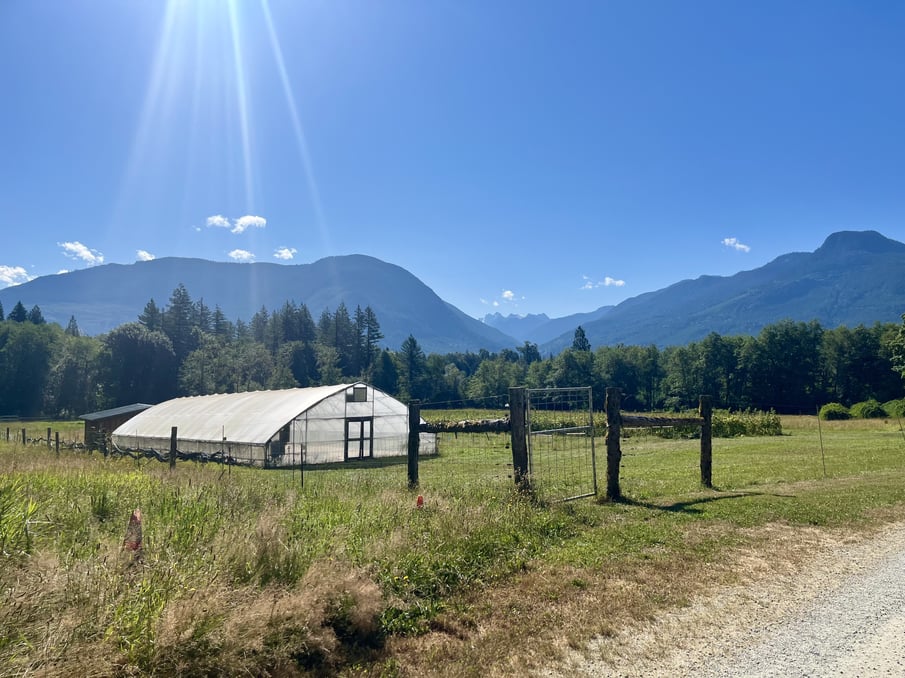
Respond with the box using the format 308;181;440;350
1;291;904;417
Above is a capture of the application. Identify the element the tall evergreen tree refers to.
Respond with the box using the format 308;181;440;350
27;305;46;324
371;349;399;395
162;284;198;362
317;308;335;346
8;301;27;322
362;306;383;374
332;302;356;375
399;335;427;400
64;315;81;337
194;298;212;334
250;306;269;344
572;325;591;351
138;298;163;331
0;300;4;321
211;305;234;341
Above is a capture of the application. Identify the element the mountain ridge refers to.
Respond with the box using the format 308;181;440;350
0;255;516;354
3;230;904;354
539;230;905;352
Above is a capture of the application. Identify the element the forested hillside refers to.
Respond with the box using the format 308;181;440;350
1;290;904;418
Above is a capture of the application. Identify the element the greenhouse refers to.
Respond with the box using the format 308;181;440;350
111;383;436;467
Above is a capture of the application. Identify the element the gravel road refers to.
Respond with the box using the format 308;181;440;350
547;522;905;677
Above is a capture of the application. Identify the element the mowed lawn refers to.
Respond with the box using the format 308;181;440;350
2;414;905;676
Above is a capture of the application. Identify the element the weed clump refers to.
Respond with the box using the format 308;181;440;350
153;565;385;675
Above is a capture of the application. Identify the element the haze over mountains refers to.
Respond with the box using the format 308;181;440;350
2;231;904;354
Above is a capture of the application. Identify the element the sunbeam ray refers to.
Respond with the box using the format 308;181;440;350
261;0;332;253
227;0;255;211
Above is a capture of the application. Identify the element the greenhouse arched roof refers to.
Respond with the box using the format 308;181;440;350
112;384;375;445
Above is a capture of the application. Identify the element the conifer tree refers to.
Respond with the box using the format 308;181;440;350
27;305;46;324
65;316;81;337
8;301;27;322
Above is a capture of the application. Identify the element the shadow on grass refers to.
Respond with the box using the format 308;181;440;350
285;454;411;472
604;489;795;515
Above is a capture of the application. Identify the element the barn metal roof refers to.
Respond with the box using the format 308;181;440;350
111;384;365;445
79;403;154;422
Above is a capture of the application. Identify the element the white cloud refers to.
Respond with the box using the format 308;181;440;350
581;274;625;290
205;214;268;234
0;265;32;287
59;241;104;266
206;214;231;229
136;249;155;261
501;289;515;301
228;249;255;262
57;269;69;275
273;247;297;260
722;237;751;253
232;215;266;234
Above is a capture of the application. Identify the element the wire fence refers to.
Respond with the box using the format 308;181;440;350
5;396;904;502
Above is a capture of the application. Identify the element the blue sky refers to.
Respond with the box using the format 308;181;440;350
2;0;904;320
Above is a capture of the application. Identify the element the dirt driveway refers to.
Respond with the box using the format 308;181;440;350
545;521;905;677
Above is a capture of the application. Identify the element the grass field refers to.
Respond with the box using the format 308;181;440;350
2;414;905;676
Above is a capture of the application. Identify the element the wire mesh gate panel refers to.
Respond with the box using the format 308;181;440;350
527;387;597;501
418;432;514;494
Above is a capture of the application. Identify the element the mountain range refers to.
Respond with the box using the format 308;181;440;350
0;255;513;353
2;230;904;354
537;229;905;352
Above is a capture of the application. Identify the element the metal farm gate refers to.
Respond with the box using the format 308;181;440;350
527;387;597;501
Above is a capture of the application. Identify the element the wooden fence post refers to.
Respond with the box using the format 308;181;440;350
407;401;420;488
699;395;713;488
21;428;26;445
47;427;52;448
605;387;622;501
169;426;178;471
509;387;530;491
55;431;60;457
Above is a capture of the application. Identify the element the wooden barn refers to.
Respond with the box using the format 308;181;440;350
79;403;153;450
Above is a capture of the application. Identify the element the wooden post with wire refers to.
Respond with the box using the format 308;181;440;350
605;387;622;501
407;401;420;488
169;426;177;471
699;395;713;488
509;387;530;492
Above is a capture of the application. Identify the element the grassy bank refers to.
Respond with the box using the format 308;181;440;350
2;415;905;676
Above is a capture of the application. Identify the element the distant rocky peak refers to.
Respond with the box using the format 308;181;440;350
815;230;905;258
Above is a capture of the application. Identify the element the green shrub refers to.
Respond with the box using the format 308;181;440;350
882;399;905;418
850;399;888;419
819;403;851;420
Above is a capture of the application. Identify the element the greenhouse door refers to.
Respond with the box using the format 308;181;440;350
344;417;373;461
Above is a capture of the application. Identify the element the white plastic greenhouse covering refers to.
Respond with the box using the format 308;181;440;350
111;383;437;467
